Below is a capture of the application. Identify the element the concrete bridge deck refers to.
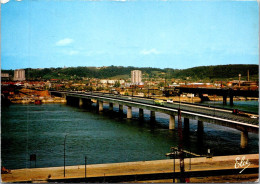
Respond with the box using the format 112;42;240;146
2;154;258;183
52;91;258;132
50;91;258;149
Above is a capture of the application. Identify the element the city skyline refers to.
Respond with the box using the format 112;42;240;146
1;0;259;70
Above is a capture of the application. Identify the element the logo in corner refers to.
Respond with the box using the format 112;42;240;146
234;156;251;174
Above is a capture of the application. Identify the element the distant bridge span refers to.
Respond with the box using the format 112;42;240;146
175;87;259;105
50;91;259;149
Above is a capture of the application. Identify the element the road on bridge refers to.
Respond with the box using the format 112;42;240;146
66;91;258;126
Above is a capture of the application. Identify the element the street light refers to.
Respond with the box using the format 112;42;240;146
214;95;216;116
238;74;241;88
64;134;68;177
85;156;87;181
166;148;177;183
179;93;181;109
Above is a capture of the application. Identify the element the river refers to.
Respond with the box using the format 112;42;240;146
1;101;259;169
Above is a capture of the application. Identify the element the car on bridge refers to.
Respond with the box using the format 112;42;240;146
154;100;165;106
166;99;173;103
232;109;259;119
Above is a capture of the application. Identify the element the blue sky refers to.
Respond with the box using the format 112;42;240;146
1;0;259;70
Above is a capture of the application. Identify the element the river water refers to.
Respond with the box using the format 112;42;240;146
1;101;259;169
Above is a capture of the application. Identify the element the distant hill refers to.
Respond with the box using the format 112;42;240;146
2;64;258;82
172;64;259;81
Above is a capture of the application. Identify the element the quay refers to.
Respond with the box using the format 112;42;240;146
1;154;258;183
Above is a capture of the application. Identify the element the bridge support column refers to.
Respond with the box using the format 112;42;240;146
184;118;189;131
223;95;227;105
139;108;144;119
86;99;92;108
230;95;234;106
109;103;113;111
119;104;123;114
79;98;83;107
65;96;70;105
198;120;203;133
150;111;155;121
127;106;132;119
241;131;248;149
96;100;99;110
99;101;103;112
169;115;175;130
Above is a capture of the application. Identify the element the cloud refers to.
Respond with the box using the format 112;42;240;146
56;38;74;46
1;0;10;4
140;49;160;55
111;0;127;1
67;50;79;55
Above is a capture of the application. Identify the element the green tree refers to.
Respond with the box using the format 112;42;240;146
113;81;121;88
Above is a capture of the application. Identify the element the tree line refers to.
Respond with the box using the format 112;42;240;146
2;64;258;82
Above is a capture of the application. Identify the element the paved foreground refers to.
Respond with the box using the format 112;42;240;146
1;154;258;183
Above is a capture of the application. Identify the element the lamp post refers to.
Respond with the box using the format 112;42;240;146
179;93;181;109
85;156;87;181
214;95;216;116
64;134;68;177
238;74;241;88
132;85;134;97
173;149;176;183
166;148;176;183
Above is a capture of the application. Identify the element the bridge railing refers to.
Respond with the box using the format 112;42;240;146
59;91;259;126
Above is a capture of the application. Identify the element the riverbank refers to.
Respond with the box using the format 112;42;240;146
4;88;66;104
1;154;258;183
9;96;66;104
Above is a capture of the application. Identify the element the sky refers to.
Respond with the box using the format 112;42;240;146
1;0;259;70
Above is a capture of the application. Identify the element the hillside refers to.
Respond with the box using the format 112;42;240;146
2;64;258;82
173;65;259;81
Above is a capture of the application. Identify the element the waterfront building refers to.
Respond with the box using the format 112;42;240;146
1;73;10;81
13;69;26;81
131;70;142;85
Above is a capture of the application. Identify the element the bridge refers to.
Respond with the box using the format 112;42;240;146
175;87;259;106
50;91;259;149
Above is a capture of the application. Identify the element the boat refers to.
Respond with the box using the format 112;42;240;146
34;99;42;105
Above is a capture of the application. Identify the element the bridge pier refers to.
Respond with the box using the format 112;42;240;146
86;99;92;108
150;111;155;121
241;131;248;149
99;101;103;112
184;118;190;131
230;95;234;106
198;120;204;133
62;94;66;99
169;115;175;130
139;108;144;119
65;96;70;105
96;100;99;110
79;98;83;107
109;103;113;111
223;95;227;105
119;104;123;114
127;106;132;119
